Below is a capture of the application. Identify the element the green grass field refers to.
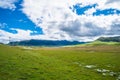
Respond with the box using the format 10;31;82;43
0;43;120;80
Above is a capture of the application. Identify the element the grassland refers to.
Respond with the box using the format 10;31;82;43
0;42;120;80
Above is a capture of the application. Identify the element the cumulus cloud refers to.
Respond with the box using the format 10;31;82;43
0;29;32;44
0;28;67;44
106;18;120;35
106;0;120;4
21;0;120;42
59;19;105;37
1;0;120;43
0;0;17;10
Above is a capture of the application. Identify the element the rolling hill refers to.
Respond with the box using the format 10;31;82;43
9;40;86;46
96;36;120;42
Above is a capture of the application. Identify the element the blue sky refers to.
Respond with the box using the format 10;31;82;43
0;0;120;43
0;0;43;35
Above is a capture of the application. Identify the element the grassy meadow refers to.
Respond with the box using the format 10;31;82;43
0;42;120;80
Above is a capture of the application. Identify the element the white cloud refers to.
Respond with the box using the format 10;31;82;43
0;29;32;44
20;0;120;42
0;23;8;28
0;0;17;10
0;28;69;44
1;0;120;44
106;0;120;4
84;8;96;15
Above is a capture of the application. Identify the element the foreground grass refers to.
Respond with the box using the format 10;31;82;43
0;44;120;80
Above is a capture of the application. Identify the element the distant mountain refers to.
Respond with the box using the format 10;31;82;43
97;36;120;42
9;40;86;46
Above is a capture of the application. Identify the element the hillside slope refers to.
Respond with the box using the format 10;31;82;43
97;36;120;42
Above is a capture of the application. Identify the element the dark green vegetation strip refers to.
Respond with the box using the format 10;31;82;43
0;44;120;80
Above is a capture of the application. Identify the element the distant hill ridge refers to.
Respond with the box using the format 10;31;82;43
97;36;120;42
8;36;120;46
9;40;86;46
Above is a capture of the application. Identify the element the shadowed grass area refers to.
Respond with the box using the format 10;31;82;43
0;43;120;80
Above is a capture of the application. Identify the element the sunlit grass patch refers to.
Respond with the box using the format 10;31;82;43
0;44;120;80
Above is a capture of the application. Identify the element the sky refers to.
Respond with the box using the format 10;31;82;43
0;0;120;44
